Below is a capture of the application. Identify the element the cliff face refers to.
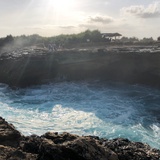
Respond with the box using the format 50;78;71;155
0;53;58;87
0;47;160;87
0;117;160;160
57;51;160;85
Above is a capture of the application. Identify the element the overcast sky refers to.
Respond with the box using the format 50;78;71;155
0;0;160;39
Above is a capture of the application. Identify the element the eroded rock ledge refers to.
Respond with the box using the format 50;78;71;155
1;46;160;87
0;117;159;160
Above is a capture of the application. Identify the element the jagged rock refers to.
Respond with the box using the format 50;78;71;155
21;132;118;160
0;145;37;160
103;138;160;160
0;117;22;147
42;132;78;144
38;133;118;160
20;135;42;154
0;117;159;160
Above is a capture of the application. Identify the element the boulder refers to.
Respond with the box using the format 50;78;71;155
0;117;22;147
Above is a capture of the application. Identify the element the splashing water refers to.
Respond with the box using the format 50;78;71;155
0;81;159;149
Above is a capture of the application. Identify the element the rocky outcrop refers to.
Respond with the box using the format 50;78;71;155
0;117;38;159
0;117;159;160
0;117;22;147
0;46;160;87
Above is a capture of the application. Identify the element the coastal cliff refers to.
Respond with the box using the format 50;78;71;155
0;46;160;87
0;117;159;160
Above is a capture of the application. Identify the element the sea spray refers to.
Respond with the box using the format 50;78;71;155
0;81;159;149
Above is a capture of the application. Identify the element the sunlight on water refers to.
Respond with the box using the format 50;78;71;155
0;81;159;149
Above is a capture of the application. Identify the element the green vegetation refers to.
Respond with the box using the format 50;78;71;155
0;30;158;50
0;30;105;49
0;35;14;47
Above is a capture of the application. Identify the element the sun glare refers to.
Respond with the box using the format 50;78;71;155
49;0;75;11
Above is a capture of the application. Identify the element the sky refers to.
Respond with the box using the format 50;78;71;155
0;0;160;39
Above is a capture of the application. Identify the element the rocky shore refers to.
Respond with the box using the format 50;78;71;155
0;117;159;160
0;45;160;87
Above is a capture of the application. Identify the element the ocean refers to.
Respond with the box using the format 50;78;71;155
0;81;159;149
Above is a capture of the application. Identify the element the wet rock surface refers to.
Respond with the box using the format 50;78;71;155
0;117;159;160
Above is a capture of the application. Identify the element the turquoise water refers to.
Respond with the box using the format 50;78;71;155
0;81;159;149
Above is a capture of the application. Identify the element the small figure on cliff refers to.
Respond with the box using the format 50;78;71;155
53;43;57;51
48;44;54;52
48;43;57;52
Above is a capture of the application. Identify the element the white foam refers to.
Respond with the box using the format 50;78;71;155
0;81;159;149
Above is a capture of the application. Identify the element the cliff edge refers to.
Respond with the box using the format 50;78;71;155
0;46;160;87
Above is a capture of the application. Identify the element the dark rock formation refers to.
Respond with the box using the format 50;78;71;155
0;46;160;87
0;117;22;147
0;117;38;159
0;117;159;160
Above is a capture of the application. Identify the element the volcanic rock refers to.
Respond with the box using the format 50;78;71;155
0;116;159;160
1;46;160;87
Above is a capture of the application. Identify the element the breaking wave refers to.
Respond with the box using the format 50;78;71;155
0;81;159;149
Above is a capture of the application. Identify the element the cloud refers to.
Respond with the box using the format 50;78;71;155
24;26;44;30
58;25;76;29
79;24;98;29
88;15;114;24
76;14;115;32
24;24;75;29
121;2;160;18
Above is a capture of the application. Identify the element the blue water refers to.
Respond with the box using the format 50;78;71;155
0;81;159;149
